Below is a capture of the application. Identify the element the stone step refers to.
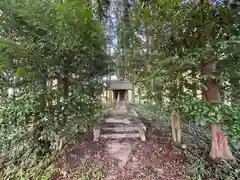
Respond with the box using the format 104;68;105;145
101;123;141;128
101;123;146;131
100;133;141;139
94;127;146;141
101;125;140;132
93;108;146;142
93;127;101;141
104;117;132;124
113;112;128;116
111;115;126;119
100;130;146;141
101;123;144;130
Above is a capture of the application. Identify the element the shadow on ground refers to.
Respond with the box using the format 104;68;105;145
53;124;186;180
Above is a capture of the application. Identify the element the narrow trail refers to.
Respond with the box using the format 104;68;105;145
55;123;186;180
54;106;186;179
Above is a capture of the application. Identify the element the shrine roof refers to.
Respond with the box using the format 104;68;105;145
108;80;133;90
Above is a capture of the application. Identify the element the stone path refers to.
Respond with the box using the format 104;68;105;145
105;140;133;168
54;107;186;179
104;117;131;124
55;125;186;180
93;107;146;142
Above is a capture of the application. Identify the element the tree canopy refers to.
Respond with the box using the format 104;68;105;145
0;0;112;178
0;0;240;179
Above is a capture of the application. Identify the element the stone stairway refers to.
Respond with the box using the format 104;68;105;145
93;106;146;141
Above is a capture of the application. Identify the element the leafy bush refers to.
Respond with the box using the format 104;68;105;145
171;95;240;142
0;0;111;179
134;103;240;180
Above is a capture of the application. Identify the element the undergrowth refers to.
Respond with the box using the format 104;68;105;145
133;103;240;180
67;161;105;180
0;101;110;180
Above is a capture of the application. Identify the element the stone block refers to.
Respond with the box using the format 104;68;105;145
93;127;100;141
138;128;146;141
100;133;140;139
104;117;131;124
101;124;141;132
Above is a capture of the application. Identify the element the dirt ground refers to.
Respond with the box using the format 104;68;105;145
53;124;187;180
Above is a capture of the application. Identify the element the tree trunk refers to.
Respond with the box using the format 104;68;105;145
209;124;233;159
56;79;61;124
105;88;108;103
155;84;163;104
40;77;47;113
132;83;135;103
138;87;141;104
63;75;69;125
191;68;197;97
199;0;234;160
47;80;55;127
202;60;234;160
108;74;112;104
171;111;181;143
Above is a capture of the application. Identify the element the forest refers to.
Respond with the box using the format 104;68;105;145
0;0;240;179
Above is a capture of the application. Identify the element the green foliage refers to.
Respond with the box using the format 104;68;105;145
170;95;240;142
73;164;104;180
118;0;240;148
122;0;240;105
0;0;111;179
117;0;240;179
2;153;55;180
135;103;240;180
